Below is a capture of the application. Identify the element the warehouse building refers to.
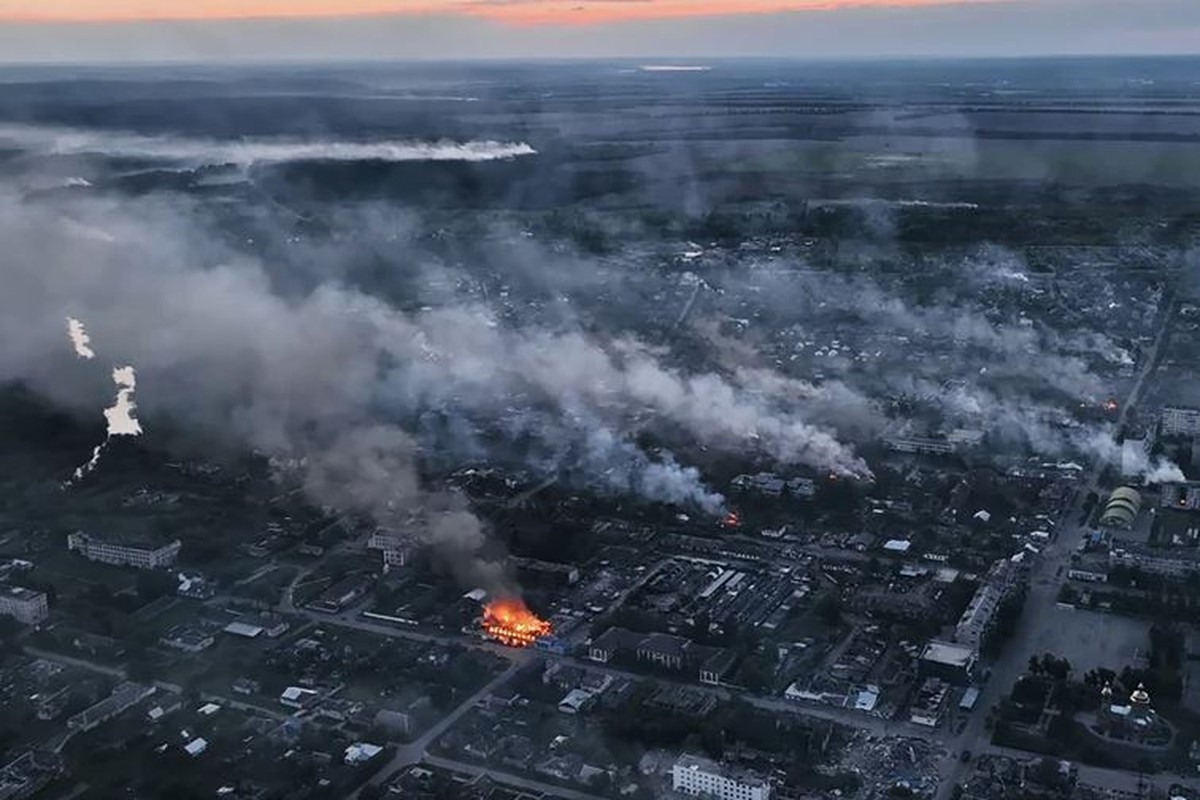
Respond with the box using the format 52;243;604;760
1099;487;1142;529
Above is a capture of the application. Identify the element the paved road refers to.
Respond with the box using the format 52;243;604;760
23;646;128;680
347;658;529;799
198;691;291;722
295;600;933;741
424;754;611;800
984;742;1200;796
934;294;1178;799
290;584;953;752
298;604;522;662
301;293;1181;799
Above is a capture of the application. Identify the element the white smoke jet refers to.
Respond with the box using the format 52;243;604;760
639;65;712;72
0;124;537;166
63;320;142;483
105;366;142;437
65;317;95;359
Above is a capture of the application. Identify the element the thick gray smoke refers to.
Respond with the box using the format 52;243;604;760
0;186;871;589
707;259;1130;457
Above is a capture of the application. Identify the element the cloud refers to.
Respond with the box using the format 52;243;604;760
2;0;1199;61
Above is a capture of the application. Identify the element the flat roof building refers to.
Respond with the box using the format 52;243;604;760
1161;406;1200;438
67;532;180;570
367;529;412;571
68;683;155;733
920;640;977;685
672;754;771;800
0;586;48;626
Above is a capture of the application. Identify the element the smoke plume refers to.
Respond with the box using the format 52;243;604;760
0;124;537;166
0;184;870;590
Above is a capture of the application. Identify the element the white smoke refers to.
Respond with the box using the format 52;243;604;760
105;366;142;438
66;317;95;359
578;427;727;514
0;124;538;166
1082;430;1185;486
64;321;143;483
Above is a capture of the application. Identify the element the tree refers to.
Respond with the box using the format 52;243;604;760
815;594;843;626
136;570;177;603
126;647;155;682
358;784;385;800
1032;756;1064;789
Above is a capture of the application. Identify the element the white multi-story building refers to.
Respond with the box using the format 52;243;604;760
67;532;180;570
0;586;48;625
1161;406;1200;437
367;529;412;570
672;754;771;800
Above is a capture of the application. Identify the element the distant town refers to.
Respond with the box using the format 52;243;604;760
3;56;1200;800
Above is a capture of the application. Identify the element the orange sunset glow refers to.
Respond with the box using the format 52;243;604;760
0;0;986;26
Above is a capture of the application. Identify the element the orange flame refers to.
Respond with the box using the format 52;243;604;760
482;598;551;648
722;510;740;528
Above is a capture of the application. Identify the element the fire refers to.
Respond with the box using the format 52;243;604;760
1103;399;1119;412
482;598;551;648
721;510;740;528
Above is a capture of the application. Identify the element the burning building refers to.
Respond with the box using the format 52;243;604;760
482;598;551;647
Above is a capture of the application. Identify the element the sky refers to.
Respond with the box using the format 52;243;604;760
0;0;1197;62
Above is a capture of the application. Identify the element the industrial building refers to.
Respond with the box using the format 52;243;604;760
66;532;180;570
1160;481;1200;510
512;557;580;588
1099;487;1142;529
672;754;771;800
0;587;47;626
586;626;738;685
67;683;156;733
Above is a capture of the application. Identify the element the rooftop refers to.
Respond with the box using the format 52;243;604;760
921;640;976;668
674;753;768;788
1;586;44;602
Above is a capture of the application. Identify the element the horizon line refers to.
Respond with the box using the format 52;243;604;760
3;51;1199;69
0;1;989;27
